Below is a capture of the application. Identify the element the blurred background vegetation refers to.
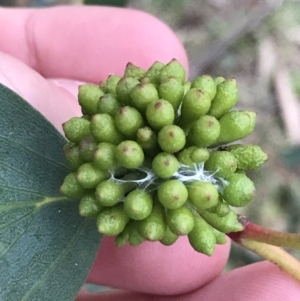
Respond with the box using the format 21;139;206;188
2;0;300;282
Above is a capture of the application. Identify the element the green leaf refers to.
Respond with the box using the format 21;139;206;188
0;83;102;301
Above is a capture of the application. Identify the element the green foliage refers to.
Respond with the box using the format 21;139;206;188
0;84;102;301
59;59;268;256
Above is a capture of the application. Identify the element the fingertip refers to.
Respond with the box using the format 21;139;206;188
36;6;189;81
87;236;230;295
108;8;189;74
191;261;300;301
0;52;81;132
0;6;189;81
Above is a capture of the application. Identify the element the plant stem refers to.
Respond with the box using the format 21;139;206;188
236;216;300;250
239;238;300;283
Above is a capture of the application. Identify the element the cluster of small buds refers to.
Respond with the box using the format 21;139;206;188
60;59;268;256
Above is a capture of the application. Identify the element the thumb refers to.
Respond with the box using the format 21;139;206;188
0;51;81;133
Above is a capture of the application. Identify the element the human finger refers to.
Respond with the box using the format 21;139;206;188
77;261;300;301
86;236;230;295
0;6;188;82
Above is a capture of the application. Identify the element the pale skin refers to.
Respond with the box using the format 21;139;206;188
0;6;299;301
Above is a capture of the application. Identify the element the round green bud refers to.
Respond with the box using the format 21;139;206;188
96;203;129;236
62;117;90;144
215;110;256;145
115;140;144;169
236;169;246;175
198;209;244;233
191;75;217;100
187;115;220;147
187;181;219;210
138;201;167;241
190;148;210;163
180;88;212;123
227;144;268;170
124;189;153;220
81;115;92;121
97;93;121;116
146;99;175;130
160;58;186;84
106;75;121;96
139;76;151;85
78;84;104;115
183;81;191;96
152;152;179;179
211;200;230;217
76;163;110;189
214;76;225;85
60;172;87;199
157;180;188;209
136;126;159;155
78;136;97;162
93;142;117;170
115;106;144;138
90;113;124;144
130;83;159;112
95;180;125;206
222;173;255;207
63;142;84;171
212;228;227;245
115;224;130;247
80;104;90;116
116;76;140;106
158;125;186;153
160;227;179;246
167;206;194;236
177;146;197;167
128;221;146;246
204;151;237;179
158;77;184;112
144;61;165;87
117;218;148;248
99;80;107;93
79;194;103;217
188;214;216;256
208;78;238;118
124;62;145;79
136;127;152;143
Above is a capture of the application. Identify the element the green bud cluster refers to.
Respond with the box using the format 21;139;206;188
60;59;268;256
